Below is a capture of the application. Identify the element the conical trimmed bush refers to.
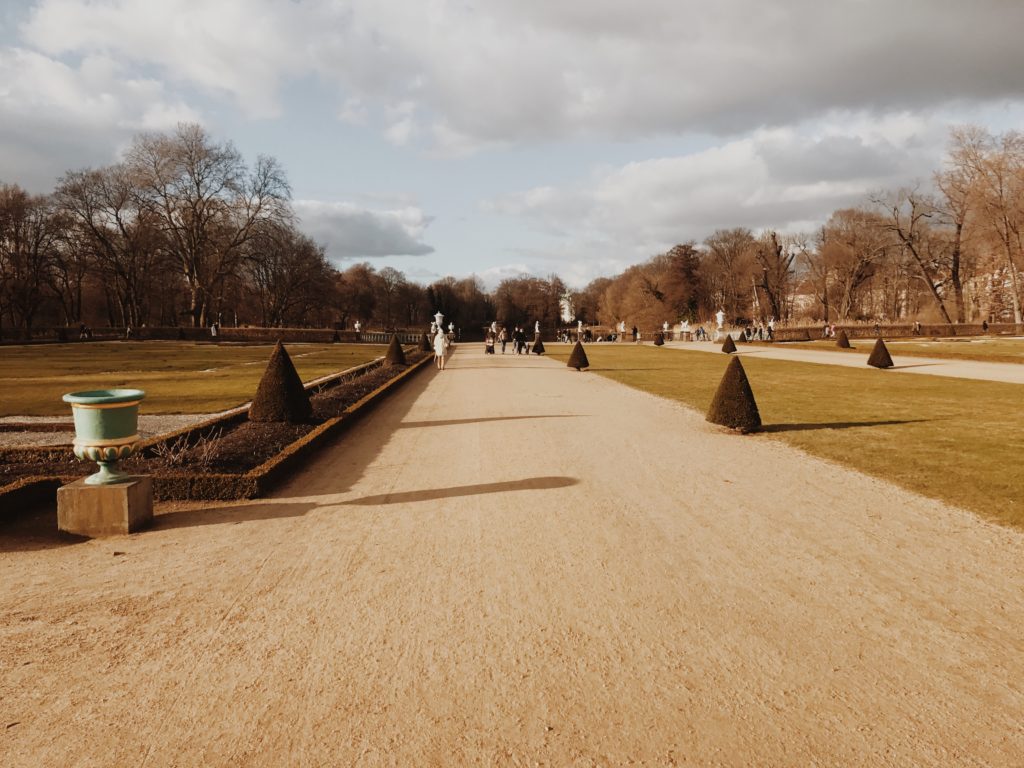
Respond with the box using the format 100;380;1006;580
532;339;546;355
331;330;340;343
249;341;312;423
420;332;431;351
721;335;737;354
385;334;407;366
735;333;746;344
836;329;851;348
654;332;665;346
567;340;589;370
867;338;893;368
706;357;761;433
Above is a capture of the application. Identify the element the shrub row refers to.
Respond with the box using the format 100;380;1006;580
151;352;433;500
0;352;410;510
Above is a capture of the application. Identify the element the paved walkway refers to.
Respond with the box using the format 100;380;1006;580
665;339;1024;384
2;347;1023;766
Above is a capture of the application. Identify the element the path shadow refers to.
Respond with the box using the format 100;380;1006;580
762;418;931;433
589;367;677;372
343;476;579;506
0;504;88;553
399;415;579;429
152;501;318;531
891;362;941;370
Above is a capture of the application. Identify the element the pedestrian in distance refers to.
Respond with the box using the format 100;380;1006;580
434;328;449;370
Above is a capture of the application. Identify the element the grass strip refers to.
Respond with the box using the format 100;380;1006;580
0;342;388;416
778;337;1024;364
548;344;1024;528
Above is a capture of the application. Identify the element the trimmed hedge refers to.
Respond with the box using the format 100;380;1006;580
151;353;434;500
707;357;761;433
567;341;590;370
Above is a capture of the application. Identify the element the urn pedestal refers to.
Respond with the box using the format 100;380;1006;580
58;476;153;537
60;388;152;537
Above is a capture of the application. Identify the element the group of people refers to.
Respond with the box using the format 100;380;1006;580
485;320;539;355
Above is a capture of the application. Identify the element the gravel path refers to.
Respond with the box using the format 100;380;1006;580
664;338;1024;384
2;347;1022;766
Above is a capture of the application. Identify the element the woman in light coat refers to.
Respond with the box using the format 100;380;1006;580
433;330;449;370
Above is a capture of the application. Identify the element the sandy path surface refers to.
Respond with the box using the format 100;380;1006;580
2;347;1023;766
665;339;1024;384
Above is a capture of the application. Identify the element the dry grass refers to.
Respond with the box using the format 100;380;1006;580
549;343;1024;528
778;336;1024;364
0;341;387;416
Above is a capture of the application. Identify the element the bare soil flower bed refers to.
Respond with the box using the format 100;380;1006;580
0;352;427;488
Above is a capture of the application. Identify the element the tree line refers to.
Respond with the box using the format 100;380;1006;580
2;124;1021;337
572;127;1024;329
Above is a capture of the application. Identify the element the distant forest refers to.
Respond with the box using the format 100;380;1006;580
2;123;1022;336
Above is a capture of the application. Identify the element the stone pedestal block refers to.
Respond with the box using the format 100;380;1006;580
57;476;153;537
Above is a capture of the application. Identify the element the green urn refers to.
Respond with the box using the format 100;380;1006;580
62;389;145;485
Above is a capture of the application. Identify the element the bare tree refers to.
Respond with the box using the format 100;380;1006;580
702;228;755;320
128;123;291;327
244;224;333;327
814;209;890;321
946;126;1024;323
0;184;62;334
752;230;796;321
55;165;170;328
873;188;954;324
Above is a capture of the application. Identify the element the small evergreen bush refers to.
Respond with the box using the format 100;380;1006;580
706;357;761;433
249;341;312;423
567;341;589;370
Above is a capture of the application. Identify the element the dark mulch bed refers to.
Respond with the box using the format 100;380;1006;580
1;354;426;485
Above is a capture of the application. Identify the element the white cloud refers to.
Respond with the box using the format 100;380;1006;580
0;46;199;189
483;114;949;286
293;200;435;261
17;0;1024;148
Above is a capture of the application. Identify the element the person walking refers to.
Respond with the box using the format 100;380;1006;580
499;327;508;354
434;327;449;370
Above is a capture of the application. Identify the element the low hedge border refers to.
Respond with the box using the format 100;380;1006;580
0;350;421;509
151;352;433;500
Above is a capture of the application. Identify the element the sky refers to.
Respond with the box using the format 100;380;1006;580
2;0;1024;289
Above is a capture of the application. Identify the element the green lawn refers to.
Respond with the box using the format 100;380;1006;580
778;336;1024;364
549;344;1024;527
0;342;388;416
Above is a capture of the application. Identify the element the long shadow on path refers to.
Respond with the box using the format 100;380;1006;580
762;418;932;433
342;476;579;506
399;414;579;429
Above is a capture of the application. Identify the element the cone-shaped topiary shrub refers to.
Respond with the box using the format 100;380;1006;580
385;334;407;365
567;340;589;370
706;357;761;433
654;332;665;346
332;330;340;343
721;335;737;354
249;341;312;423
420;332;432;351
836;329;851;348
867;337;894;368
735;333;746;344
532;339;546;355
